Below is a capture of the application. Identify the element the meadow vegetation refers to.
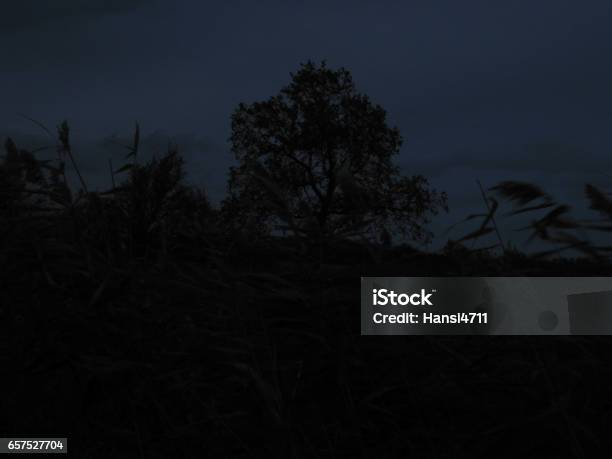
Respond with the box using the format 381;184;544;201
2;63;612;457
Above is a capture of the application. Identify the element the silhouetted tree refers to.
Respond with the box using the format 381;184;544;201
226;61;447;243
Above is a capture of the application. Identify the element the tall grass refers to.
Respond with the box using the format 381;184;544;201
2;123;611;457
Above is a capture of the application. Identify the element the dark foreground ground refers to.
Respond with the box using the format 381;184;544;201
3;233;612;458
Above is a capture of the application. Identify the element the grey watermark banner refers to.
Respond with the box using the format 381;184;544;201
361;277;612;335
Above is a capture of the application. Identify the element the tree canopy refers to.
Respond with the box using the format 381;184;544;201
226;61;447;243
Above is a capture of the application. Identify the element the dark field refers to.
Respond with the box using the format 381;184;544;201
4;64;612;457
2;148;612;457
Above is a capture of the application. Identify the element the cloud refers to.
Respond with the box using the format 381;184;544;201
0;1;148;33
403;142;609;179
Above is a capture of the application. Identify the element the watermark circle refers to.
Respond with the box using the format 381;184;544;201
538;310;559;331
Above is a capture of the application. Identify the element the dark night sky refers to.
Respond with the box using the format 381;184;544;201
3;0;612;247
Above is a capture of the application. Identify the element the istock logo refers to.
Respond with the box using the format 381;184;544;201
372;289;435;306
